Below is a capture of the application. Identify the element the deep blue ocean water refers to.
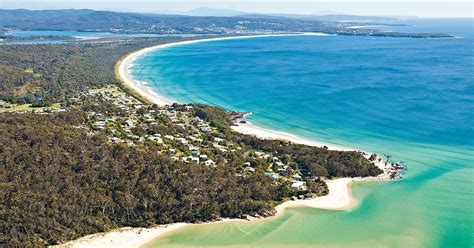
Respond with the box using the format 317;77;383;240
132;19;474;247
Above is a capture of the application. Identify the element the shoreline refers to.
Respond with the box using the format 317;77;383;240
57;178;363;248
230;120;390;172
58;34;391;247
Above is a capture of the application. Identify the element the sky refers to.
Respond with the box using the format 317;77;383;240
1;1;473;18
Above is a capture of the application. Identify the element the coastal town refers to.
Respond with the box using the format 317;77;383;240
0;84;405;189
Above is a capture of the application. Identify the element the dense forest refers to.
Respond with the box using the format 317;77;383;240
0;37;193;106
0;111;285;246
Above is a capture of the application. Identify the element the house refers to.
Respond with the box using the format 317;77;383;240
126;119;134;127
192;117;203;124
291;181;307;190
95;121;106;128
274;161;285;167
244;166;256;173
292;174;303;180
278;168;288;176
264;172;279;180
191;149;200;156
199;154;208;161
185;156;199;162
204;160;216;166
149;136;163;144
254;151;264;157
200;126;211;132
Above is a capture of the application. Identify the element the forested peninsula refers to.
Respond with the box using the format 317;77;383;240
0;37;387;247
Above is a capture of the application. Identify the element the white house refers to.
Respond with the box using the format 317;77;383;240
291;181;307;190
204;160;216;166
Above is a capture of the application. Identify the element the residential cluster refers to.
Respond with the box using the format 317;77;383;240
80;86;310;192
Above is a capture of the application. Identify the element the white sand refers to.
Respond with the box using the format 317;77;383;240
232;121;353;151
55;223;187;248
275;178;356;212
61;34;389;248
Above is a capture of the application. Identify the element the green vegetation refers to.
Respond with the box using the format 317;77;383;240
1;98;381;246
0;37;192;106
1;111;285;246
0;39;382;247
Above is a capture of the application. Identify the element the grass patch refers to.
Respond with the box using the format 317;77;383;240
0;102;61;113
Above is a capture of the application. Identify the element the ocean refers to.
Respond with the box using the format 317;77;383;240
130;18;473;247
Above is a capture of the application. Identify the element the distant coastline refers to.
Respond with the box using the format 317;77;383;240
66;34;395;248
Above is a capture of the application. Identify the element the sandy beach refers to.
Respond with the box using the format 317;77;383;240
232;120;354;151
57;34;390;247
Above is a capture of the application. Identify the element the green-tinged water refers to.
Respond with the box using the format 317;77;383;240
147;142;472;248
133;19;474;247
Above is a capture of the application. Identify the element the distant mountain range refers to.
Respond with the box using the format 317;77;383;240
181;7;248;17
0;9;347;35
151;7;403;22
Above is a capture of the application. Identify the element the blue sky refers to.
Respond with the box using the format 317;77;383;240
1;1;472;17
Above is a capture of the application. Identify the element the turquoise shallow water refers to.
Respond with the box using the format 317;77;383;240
131;19;474;247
